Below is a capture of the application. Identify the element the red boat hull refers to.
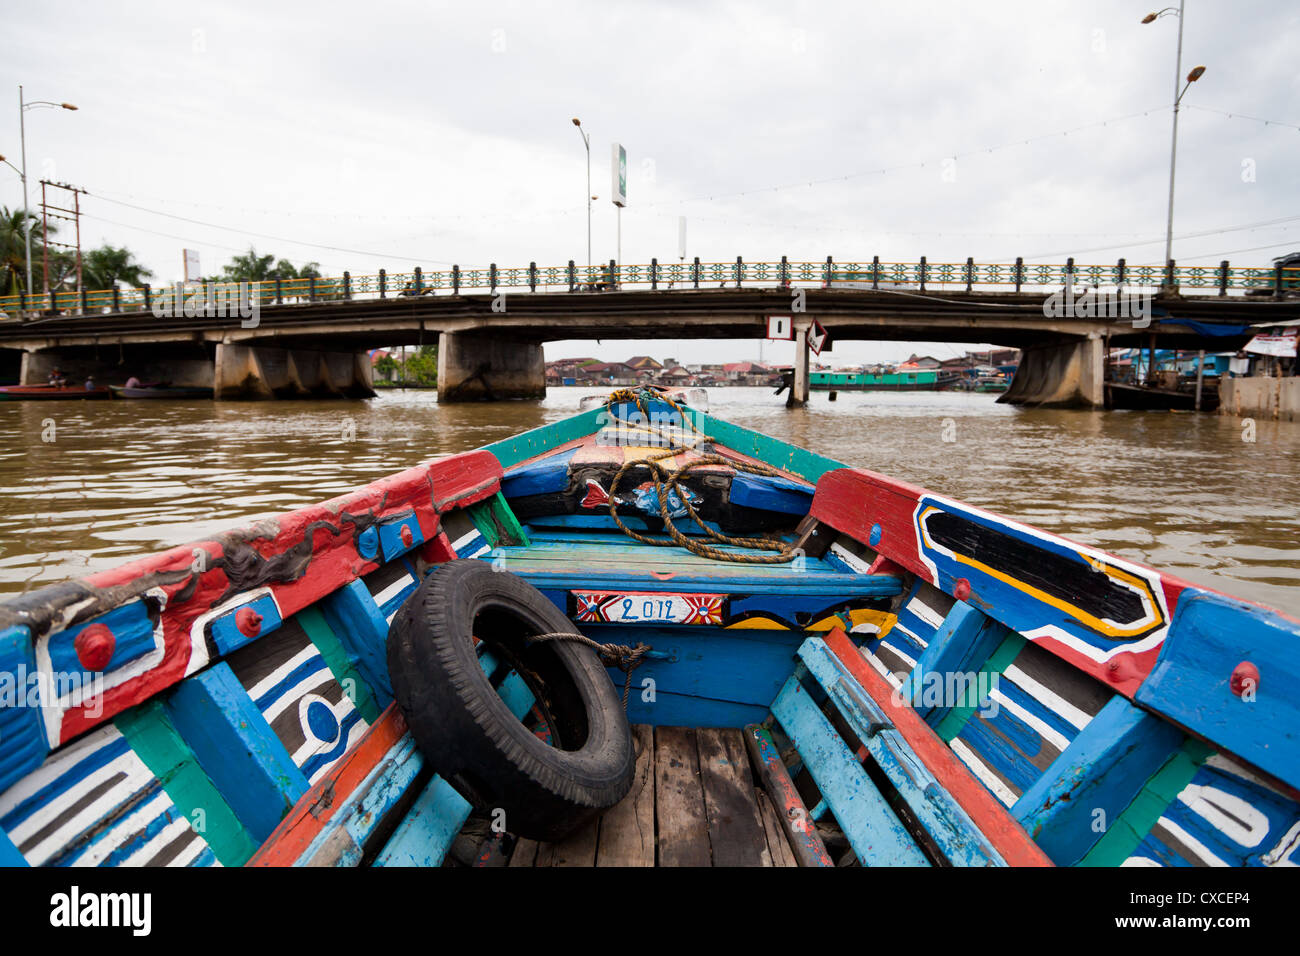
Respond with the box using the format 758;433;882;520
0;385;113;400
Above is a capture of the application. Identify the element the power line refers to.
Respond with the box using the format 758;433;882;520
997;213;1300;262
87;193;456;265
641;106;1168;207
78;213;354;274
1182;105;1300;132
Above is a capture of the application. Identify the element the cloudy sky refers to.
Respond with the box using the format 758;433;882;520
3;0;1297;365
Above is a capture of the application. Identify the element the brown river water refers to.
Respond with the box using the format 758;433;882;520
1;386;1298;614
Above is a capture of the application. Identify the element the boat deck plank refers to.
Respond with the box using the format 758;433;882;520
696;727;771;866
488;535;844;580
594;723;656;867
507;725;795;867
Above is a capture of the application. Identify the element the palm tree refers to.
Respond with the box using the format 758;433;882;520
221;248;278;282
220;248;321;282
44;248;79;293
83;245;153;289
0;205;49;297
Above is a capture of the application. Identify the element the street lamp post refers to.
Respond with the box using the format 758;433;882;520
16;86;77;304
1142;5;1205;289
572;118;591;268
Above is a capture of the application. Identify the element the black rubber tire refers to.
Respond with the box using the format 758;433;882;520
387;559;635;842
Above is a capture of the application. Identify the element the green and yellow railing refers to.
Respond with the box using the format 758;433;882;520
1;256;1296;318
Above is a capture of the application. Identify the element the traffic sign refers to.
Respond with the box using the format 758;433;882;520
766;315;794;340
808;320;832;355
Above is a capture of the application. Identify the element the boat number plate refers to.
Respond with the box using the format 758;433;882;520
571;591;726;625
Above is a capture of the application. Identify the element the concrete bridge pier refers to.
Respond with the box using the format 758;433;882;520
437;331;545;402
787;318;812;408
999;334;1104;408
214;344;375;399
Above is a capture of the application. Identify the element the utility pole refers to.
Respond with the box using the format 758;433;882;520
39;180;87;298
571;118;591;268
1141;4;1206;289
17;86;78;305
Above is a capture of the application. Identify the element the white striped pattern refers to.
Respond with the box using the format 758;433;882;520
949;737;1018;808
1001;663;1093;731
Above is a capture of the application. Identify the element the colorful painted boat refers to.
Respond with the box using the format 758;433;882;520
1;387;1296;869
810;369;962;391
108;385;215;400
0;384;113;400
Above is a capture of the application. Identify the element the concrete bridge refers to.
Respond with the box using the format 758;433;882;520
1;257;1295;407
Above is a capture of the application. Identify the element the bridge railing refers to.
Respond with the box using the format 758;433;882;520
1;258;1296;317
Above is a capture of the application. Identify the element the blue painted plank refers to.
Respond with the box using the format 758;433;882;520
525;513;729;536
728;471;815;515
0;625;47;796
1012;694;1184;866
772;674;930;866
901;601;1010;725
501;447;580;498
209;594;283;656
377;511;424;561
373;777;471;867
47;601;157;676
320;579;394;707
797;637;1005;867
1136;588;1300;792
0;826;27;867
373;662;536;867
625;690;770;729
165;662;309;844
500;564;903;598
580;624;805;712
292;734;426;866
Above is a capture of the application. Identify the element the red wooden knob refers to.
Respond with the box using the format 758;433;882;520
236;607;263;638
1230;661;1259;697
400;525;414;546
75;624;115;672
953;578;972;602
1105;654;1140;685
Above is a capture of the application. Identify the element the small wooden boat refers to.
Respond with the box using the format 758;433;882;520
108;385;215;400
1;387;1296;869
0;383;113;400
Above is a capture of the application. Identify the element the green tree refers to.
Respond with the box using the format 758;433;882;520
44;248;80;293
402;345;438;386
83;244;153;288
374;353;398;382
221;247;320;282
0;206;49;296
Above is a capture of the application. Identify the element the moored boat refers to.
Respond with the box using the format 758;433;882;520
108;385;215;399
0;384;112;400
0;386;1296;869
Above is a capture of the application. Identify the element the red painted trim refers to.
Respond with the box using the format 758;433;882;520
744;724;833;867
248;705;409;866
822;627;1054;867
52;449;502;745
810;467;1298;698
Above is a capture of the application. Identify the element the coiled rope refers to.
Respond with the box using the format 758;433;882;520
602;387;801;565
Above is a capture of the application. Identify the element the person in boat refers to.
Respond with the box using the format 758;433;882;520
124;376;141;389
85;375;96;390
48;367;67;388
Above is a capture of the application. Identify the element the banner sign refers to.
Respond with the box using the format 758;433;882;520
611;143;627;207
1244;329;1298;357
